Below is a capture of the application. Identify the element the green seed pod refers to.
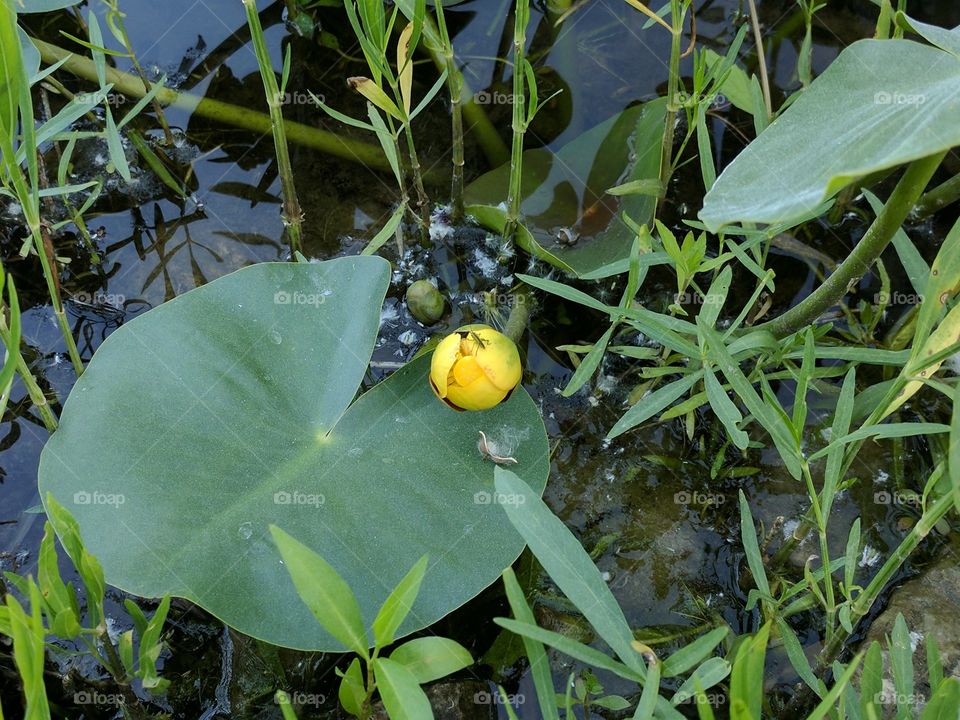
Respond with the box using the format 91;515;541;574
406;280;446;325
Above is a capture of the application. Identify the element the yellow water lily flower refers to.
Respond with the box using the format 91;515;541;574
429;324;522;411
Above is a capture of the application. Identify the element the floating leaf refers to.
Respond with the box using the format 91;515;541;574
701;40;960;230
39;258;549;650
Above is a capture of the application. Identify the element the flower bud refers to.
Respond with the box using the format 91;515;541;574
406;280;446;325
429;324;522;411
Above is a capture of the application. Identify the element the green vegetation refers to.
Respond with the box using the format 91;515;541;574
3;0;960;717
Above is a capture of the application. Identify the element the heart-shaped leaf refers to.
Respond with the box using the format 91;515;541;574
39;258;549;650
700;39;960;230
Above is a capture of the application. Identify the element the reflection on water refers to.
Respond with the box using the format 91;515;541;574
2;0;957;715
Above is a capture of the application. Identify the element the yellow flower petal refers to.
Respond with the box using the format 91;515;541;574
429;332;462;398
463;327;522;392
452;355;485;387
446;375;506;411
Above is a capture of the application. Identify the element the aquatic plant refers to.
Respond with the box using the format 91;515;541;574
244;0;304;253
493;467;960;718
272;527;473;719
38;257;549;650
0;497;170;717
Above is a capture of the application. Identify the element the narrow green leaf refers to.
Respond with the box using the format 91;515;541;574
661;626;728;677
494;468;643;674
44;494;106;627
607;179;663;196
890;614;914;719
607;371;704;439
338;658;366;716
494;617;642;682
806;652;864;720
137;595;170;689
729;622;771;720
408;68;448;121
361;204;406;257
860;641;883;718
501;568;561;720
390;637;472;683
824;368;856;519
118;630;135;675
705;366;749;449
671;657;731;705
698;265;731;329
920;678;960;720
738;491;770;597
373;657;434;720
372;555;428;647
864;190;928;295
366;103;403;185
348;77;405;121
927;634;944;693
776;618;820;695
563;324;616;397
104;108;131;183
811;423;951;461
633;658;661;719
696;108;717;191
270;525;369;656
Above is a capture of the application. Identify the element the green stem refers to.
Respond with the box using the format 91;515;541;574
504;284;534;344
402;123;432;234
244;0;303;254
817;481;953;669
657;0;683;203
417;16;509;167
434;0;465;221
801;462;836;643
13;353;57;431
96;625;130;685
111;4;175;146
746;0;772;120
502;0;530;245
4;154;85;376
32;38;416;179
915;171;960;218
753;152;946;339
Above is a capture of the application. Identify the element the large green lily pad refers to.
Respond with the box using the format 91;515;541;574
38;258;549;650
700;39;960;231
465;99;666;277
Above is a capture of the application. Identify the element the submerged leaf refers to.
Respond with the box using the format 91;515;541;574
466;100;666;276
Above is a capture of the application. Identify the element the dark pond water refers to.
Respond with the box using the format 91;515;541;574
3;0;960;717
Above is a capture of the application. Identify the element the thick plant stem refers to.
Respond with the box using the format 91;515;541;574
754;152;947;339
818;484;953;669
916;171;960;218
434;0;465;221
415;15;509;168
32;38;412;178
504;284;534;344
13;353;58;431
502;0;530;245
658;0;683;202
402;125;432;234
244;0;303;253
